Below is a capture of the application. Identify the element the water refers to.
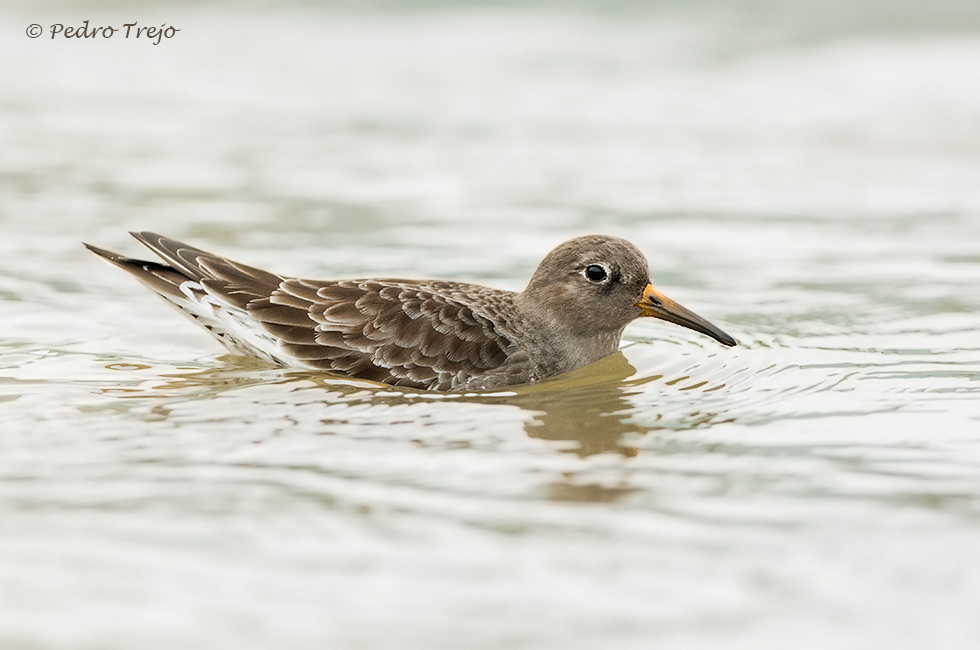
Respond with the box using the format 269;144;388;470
3;3;980;648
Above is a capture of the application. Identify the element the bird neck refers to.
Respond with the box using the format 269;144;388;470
514;292;624;376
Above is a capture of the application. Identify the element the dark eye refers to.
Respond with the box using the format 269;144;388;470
584;264;608;283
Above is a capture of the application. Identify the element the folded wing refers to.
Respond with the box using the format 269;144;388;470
87;232;518;391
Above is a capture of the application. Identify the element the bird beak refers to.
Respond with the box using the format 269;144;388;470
636;284;737;347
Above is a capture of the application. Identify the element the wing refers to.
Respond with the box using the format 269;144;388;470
87;232;523;391
86;232;292;361
249;279;519;391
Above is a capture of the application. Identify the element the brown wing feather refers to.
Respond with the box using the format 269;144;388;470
128;232;284;311
246;279;520;391
92;233;528;391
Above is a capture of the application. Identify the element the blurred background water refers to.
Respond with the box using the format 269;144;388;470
2;0;980;648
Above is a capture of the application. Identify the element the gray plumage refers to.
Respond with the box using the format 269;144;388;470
85;232;735;391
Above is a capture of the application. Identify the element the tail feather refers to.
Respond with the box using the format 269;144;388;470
83;242;189;300
85;235;295;364
129;231;282;288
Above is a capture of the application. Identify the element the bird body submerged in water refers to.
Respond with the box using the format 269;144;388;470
85;233;736;391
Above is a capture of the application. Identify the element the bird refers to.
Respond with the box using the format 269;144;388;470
84;232;736;392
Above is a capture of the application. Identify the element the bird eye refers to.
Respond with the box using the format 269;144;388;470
584;264;608;283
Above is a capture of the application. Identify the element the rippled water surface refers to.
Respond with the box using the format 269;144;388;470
3;3;980;648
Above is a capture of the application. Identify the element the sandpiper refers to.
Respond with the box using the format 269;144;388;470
85;232;736;391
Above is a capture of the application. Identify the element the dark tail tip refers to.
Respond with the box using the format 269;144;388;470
84;242;120;260
83;242;138;268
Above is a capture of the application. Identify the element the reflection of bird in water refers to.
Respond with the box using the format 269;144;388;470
470;352;646;457
138;352;647;455
86;232;735;392
120;352;721;504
